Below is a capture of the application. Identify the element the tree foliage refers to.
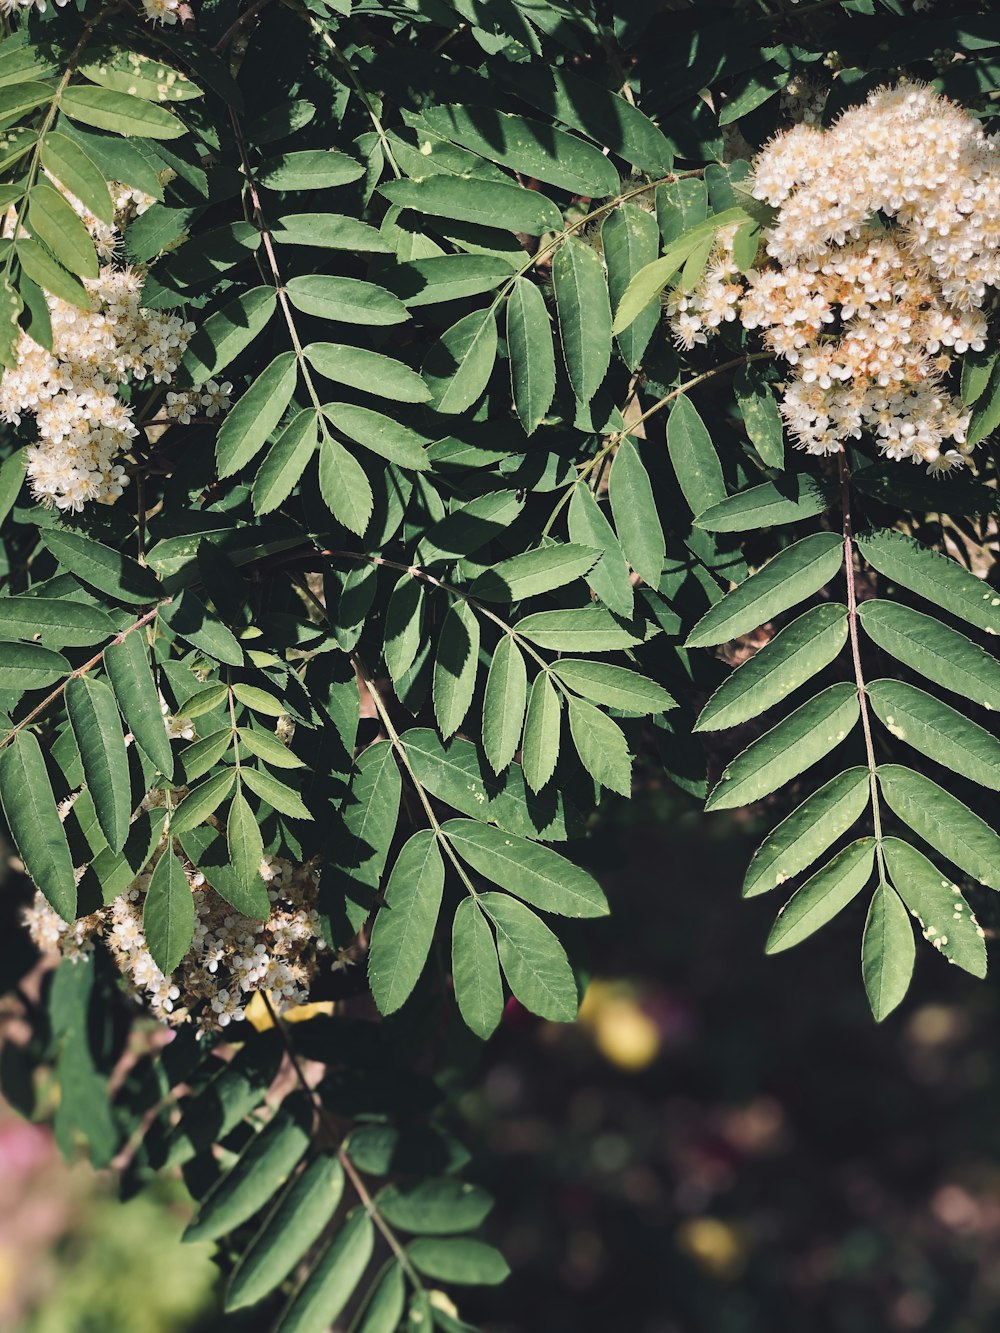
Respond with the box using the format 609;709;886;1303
0;0;998;1326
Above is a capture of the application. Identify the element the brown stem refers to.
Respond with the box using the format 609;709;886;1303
259;993;422;1286
839;449;884;857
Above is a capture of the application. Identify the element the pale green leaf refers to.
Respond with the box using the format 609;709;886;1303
252;409;318;515
305;342;430;404
105;630;174;776
552;659;674;714
695;477;834;532
857;529;1000;636
0;731;75;920
472;544;598;602
521;672;560;792
216;352;297;477
603;204;660;371
317;433;374;537
433;598;480;738
228;787;264;888
506;277;555;436
567;485;633;617
883;837;987;978
514;606;641;652
666;395;726;518
182;286;276;386
323;403;429;470
380;175;562;235
422;307;497;414
285;275;407;325
877;764;1000;890
407;1237;509;1286
568;697;632;796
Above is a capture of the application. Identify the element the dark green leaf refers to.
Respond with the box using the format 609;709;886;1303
858;600;1000;712
877;764;1000;890
666;395;726;518
883;837;987;978
65;676;129;853
521;672;561;792
142;847;195;973
0;731;75;920
857;529;1000;636
766;839;875;954
452;897;503;1040
861;883;915;1021
482;634;527;774
867;679;1000;790
506;277;555;436
443;818;607;917
609;437;664;586
433;598;480;738
480;891;577;1022
552;237;612;406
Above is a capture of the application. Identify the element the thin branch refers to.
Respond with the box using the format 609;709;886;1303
259;993;423;1287
839;449;885;864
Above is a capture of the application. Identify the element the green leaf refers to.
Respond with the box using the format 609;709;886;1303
472;544;598;602
160;588;244;666
433;598;480;739
0;80;55;121
232;684;286;717
856;529;1000;636
0;640;69;691
666;395;726;518
356;1265;405;1333
603;204;660;371
227;1157;343;1307
185;1098;312;1243
369;830;445;1014
695;604;848;732
858;601;1000;712
960;346;996;407
552;659;673;714
40;529;160;604
552;236;612;406
482;634;527;775
0;596;114;647
285;275;408;325
515;606;641;653
228;787;264;888
216;352;297;477
15;237;91;310
79;50;200;102
967;353;1000;445
609;437;664;586
0;731;75;920
335;741;401;906
317;433;374;536
743;767;871;898
323;403;428;471
452;898;504;1040
380;175;562;236
444;819;607;917
28;182;97;279
259;149;363;189
142;847;195;973
181;286;276;386
567;485;633;618
420;105;620;198
180;728;233;783
384;575;424;686
861;883;915;1021
65;676;129;853
883;837;987;978
567;697;632;796
392;254;512;308
61;85;186;138
39;131;111;222
695;477;834;532
521;672;561;792
867;679;1000;790
305;342;430;404
252;409;318;515
104;630;174;777
479;891;577;1021
423;307;498;414
240;766;312;820
706;682;860;812
274;1209;375;1333
685;533;844;649
491;64;674;175
378;1177;493;1234
171;768;236;834
765;839;875;954
877;764;1000;890
0;449;26;524
610;234;698;335
506;277;555;436
734;364;784;469
237;727;302;770
272;212;391;251
408;1237;509;1286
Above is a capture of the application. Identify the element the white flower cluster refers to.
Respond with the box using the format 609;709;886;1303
24;849;328;1035
0;179;206;512
141;0;182;23
670;85;1000;472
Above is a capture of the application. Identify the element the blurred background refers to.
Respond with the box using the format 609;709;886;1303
3;781;1000;1333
